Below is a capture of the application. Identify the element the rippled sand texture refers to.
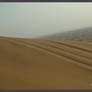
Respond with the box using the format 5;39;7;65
0;37;92;89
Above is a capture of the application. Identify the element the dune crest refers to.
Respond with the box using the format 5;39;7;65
0;37;92;89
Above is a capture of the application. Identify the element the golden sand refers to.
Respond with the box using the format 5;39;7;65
0;37;92;89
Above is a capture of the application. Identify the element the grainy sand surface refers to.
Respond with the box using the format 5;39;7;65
0;37;92;89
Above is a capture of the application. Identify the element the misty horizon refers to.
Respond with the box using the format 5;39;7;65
1;3;92;38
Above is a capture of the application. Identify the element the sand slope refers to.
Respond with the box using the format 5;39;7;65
0;37;92;89
38;27;92;42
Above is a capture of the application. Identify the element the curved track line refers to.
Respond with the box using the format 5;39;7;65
41;40;92;60
7;38;92;71
48;40;92;54
30;39;92;59
20;39;92;66
0;38;92;71
66;40;92;48
56;40;92;48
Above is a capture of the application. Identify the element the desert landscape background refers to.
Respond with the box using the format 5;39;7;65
0;36;92;89
0;3;92;90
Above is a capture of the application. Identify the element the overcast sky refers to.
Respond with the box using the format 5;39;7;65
0;3;92;38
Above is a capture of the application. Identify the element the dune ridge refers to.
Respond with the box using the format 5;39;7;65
0;36;92;89
38;27;92;42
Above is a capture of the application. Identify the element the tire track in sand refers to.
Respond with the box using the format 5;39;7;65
1;37;92;71
19;39;92;66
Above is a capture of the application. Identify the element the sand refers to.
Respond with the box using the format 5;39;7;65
0;36;92;89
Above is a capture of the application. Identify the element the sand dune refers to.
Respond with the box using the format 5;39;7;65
38;27;92;42
0;36;92;89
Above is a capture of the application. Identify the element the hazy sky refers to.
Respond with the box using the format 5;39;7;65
0;3;92;38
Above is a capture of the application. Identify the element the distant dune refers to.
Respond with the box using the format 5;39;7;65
38;27;92;42
0;36;92;89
